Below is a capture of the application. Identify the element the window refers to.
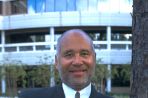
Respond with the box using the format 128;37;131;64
88;0;97;11
0;1;2;15
36;0;45;12
55;0;67;11
6;33;46;43
87;30;106;41
67;0;76;11
76;0;88;11
111;31;132;41
45;0;54;12
11;0;27;14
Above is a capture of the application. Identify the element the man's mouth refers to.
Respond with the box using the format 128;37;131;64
70;69;86;72
69;69;87;76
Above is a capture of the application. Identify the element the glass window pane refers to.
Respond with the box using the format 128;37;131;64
111;33;132;41
0;48;1;52
111;28;132;41
11;0;27;14
76;0;88;11
54;34;61;41
67;0;76;11
0;33;1;44
128;44;132;50
0;1;2;15
6;33;46;44
36;0;45;12
20;46;33;51
55;0;66;11
27;0;36;13
87;30;106;41
94;44;107;49
36;45;50;50
88;0;97;11
111;44;126;50
6;34;33;43
45;0;54;12
5;47;16;52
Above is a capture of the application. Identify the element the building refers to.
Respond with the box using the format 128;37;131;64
0;0;133;95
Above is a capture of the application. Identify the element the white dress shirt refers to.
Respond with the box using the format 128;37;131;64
62;83;91;98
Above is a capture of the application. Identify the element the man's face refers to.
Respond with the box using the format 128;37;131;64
55;33;96;90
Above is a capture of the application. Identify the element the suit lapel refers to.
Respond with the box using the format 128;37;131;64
53;85;65;98
89;85;98;98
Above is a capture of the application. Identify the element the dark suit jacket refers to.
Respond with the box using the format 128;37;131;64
18;85;112;98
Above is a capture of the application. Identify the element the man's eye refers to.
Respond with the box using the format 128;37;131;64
80;51;89;56
64;52;73;57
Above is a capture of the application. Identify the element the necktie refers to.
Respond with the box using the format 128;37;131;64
75;92;80;98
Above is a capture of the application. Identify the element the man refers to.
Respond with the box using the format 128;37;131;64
18;29;112;98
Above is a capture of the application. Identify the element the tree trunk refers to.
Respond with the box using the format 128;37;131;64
101;78;106;94
131;0;148;98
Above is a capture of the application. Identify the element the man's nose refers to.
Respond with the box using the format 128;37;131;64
72;54;83;66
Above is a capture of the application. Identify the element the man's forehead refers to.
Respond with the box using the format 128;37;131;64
61;31;90;42
56;29;94;55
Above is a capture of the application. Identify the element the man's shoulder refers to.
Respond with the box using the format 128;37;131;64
18;86;60;98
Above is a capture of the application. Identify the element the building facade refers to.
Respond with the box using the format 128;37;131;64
0;0;133;95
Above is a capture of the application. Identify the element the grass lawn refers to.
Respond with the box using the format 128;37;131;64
108;93;129;98
112;95;129;98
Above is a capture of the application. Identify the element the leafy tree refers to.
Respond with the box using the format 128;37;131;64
92;59;110;94
120;65;131;83
112;64;131;87
4;64;26;96
54;66;61;85
27;65;50;87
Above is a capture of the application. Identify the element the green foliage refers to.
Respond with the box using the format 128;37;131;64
0;64;51;96
5;64;27;88
27;65;50;87
91;59;110;93
112;65;131;82
120;65;131;81
92;64;109;83
0;57;131;97
54;67;61;84
0;64;27;96
111;66;119;78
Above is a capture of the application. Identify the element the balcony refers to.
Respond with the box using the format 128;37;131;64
0;40;131;65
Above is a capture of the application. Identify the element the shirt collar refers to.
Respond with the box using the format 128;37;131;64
62;83;91;98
